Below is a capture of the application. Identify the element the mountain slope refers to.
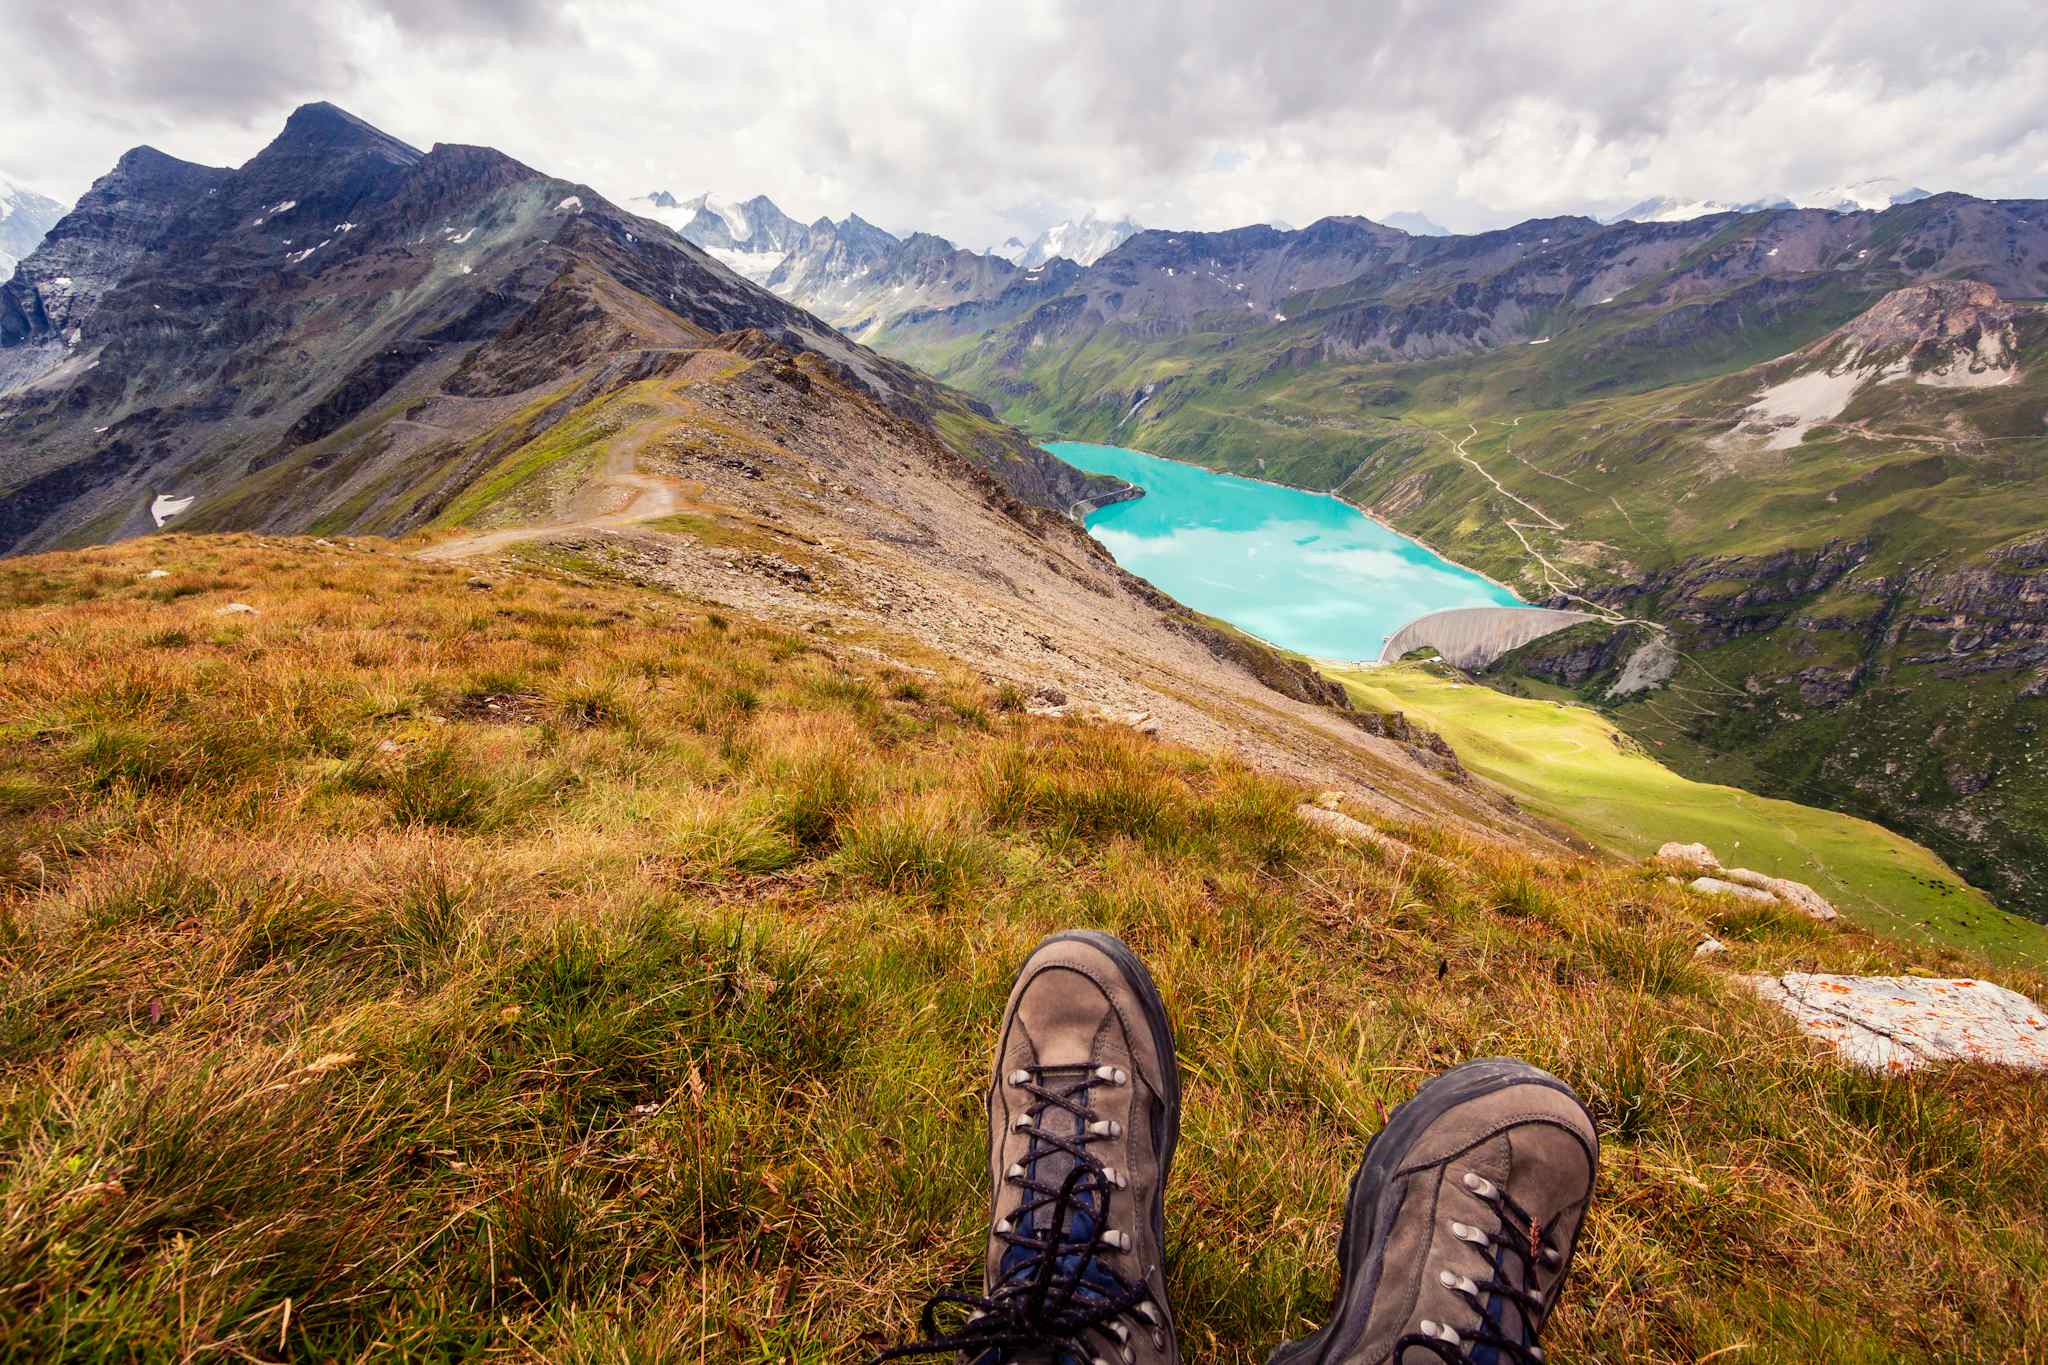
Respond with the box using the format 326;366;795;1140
0;104;1114;555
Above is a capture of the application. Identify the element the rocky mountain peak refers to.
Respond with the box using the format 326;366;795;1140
1829;279;2020;384
1839;279;2010;346
270;101;425;166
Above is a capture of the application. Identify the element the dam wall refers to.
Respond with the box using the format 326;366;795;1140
1379;606;1605;668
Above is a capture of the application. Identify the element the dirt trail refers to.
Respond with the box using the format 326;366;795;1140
415;416;682;562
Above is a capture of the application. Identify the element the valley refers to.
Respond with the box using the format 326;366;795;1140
867;205;2048;921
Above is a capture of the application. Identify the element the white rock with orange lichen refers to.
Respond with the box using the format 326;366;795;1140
1747;974;2048;1071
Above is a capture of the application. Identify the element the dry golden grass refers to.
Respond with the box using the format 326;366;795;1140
2;533;2045;1362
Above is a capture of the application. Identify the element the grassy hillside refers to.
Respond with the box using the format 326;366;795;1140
3;536;2047;1360
1328;662;2048;968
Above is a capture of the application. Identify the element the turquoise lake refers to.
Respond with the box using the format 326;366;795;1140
1045;441;1524;660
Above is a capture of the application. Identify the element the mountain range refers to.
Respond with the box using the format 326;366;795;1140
618;191;1139;338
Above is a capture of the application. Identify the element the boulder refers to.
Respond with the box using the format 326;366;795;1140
1719;867;1839;921
1747;974;2048;1071
140;569;170;580
1688;875;1777;905
1299;803;1403;858
1656;841;1722;871
217;602;258;616
1695;937;1729;957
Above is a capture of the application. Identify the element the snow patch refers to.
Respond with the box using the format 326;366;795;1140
449;227;475;244
1732;367;1865;449
336;222;356;233
1528;336;1551;345
151;494;194;527
51;276;72;288
555;196;584;214
703;245;783;285
269;200;297;215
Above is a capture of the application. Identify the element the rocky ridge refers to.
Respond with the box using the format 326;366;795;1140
0;104;1115;555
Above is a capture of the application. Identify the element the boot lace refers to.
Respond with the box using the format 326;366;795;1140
1395;1172;1559;1365
875;1062;1159;1364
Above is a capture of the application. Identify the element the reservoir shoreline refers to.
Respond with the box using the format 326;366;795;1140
1043;438;1528;662
1047;436;1532;606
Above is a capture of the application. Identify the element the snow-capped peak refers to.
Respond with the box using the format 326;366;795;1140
1791;178;1934;214
1605;179;1934;225
1011;212;1143;269
1602;194;1758;225
0;172;71;278
681;192;752;242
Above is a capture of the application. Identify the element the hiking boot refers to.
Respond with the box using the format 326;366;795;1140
1268;1059;1597;1365
877;930;1182;1364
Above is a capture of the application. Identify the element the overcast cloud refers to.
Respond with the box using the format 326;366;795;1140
4;0;2047;246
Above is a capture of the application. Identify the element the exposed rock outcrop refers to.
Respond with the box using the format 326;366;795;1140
1748;974;2048;1071
1653;841;1839;920
1689;875;1777;905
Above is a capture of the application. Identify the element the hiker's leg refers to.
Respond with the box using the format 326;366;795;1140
1266;1061;1598;1364
875;931;1182;1363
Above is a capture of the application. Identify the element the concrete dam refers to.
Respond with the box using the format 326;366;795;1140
1379;606;1605;669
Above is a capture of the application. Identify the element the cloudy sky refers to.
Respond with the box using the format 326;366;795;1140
6;0;2048;246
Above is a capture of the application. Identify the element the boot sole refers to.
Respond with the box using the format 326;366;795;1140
1266;1058;1585;1365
